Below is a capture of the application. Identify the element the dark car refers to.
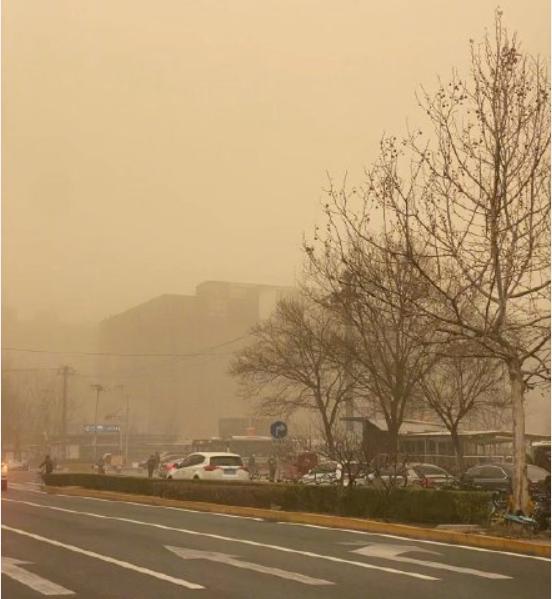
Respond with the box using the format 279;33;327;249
366;462;455;489
462;463;549;493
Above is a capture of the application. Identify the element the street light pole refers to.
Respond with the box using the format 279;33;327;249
90;384;105;462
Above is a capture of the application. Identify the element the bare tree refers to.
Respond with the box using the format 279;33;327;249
307;239;438;462
309;12;549;511
419;352;505;473
1;369;57;459
230;297;357;458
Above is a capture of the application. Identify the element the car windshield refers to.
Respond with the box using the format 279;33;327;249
210;456;242;467
413;465;448;476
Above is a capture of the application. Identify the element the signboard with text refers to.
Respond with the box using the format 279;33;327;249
83;424;120;433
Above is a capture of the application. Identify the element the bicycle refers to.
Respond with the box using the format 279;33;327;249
489;491;541;533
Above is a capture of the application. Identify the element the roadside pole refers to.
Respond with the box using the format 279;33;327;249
90;384;105;462
124;394;130;466
57;365;75;461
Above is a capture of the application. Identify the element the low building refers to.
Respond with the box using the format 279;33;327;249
344;417;550;472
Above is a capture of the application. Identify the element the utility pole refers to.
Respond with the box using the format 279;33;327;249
113;384;128;467
57;366;75;461
90;384;106;462
124;393;130;467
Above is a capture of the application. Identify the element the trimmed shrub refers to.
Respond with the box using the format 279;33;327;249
44;473;491;525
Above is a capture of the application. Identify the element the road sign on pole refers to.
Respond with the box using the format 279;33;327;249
270;421;288;439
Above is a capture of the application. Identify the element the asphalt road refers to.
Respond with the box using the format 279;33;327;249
2;472;550;598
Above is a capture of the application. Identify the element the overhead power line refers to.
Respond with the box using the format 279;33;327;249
2;334;250;359
1;367;59;373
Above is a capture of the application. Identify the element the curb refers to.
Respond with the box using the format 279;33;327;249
46;485;551;558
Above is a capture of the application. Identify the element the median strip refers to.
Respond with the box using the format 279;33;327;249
41;484;552;558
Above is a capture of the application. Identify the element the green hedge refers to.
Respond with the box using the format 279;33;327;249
43;473;491;525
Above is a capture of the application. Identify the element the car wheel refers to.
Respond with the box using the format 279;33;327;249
1;480;7;491
193;475;200;481
167;475;173;480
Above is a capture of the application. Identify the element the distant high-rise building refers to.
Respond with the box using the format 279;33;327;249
97;281;296;438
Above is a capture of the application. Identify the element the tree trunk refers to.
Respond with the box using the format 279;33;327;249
321;414;336;459
450;425;464;476
508;359;529;514
387;422;400;465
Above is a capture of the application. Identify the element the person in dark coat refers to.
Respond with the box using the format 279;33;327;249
39;455;54;476
268;456;277;483
146;454;156;479
247;455;257;480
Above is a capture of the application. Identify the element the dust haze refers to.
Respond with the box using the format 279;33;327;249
4;0;548;323
2;0;550;451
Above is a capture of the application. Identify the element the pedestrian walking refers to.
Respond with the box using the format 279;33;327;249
248;454;257;480
146;454;156;479
268;456;277;483
96;456;106;475
38;454;54;476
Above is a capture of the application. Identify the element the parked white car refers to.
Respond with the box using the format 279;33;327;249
166;452;249;482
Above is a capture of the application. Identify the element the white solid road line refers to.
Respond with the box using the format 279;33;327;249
124;500;264;521
7;483;45;494
166;545;334;586
2;498;438;581
49;493;263;520
2;557;75;595
278;522;551;562
2;525;205;590
349;544;511;579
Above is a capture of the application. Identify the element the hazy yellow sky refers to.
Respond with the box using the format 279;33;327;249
2;0;549;322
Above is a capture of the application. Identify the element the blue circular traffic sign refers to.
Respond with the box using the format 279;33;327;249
270;421;288;439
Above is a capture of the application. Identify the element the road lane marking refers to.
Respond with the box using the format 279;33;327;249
2;557;75;595
277;522;551;562
166;545;334;585
50;494;263;520
2;525;205;590
2;498;438;581
348;544;511;579
7;483;45;494
124;501;264;521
